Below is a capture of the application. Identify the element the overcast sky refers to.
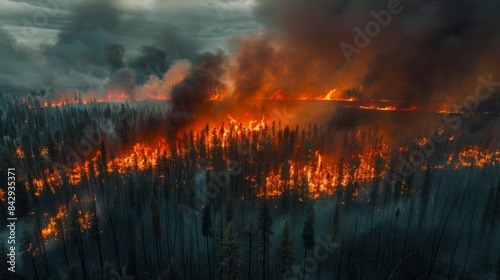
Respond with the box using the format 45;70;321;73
0;0;260;90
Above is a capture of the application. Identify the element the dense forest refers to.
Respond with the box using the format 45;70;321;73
0;93;500;280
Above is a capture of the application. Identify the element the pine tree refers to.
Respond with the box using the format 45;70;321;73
20;229;39;280
90;198;104;274
150;195;162;270
126;248;137;278
495;255;500;280
301;203;315;279
243;218;257;280
280;159;291;213
65;263;83;280
330;202;341;241
277;220;294;278
220;222;241;280
202;205;214;279
348;261;359;280
103;261;113;280
160;258;182;280
369;155;383;222
259;202;273;280
226;198;234;224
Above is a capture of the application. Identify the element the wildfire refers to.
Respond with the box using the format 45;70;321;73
208;93;224;101
447;146;500;168
16;146;25;158
27;116;500;200
41;205;68;241
77;210;94;230
357;105;417;111
264;88;358;101
226;114;266;132
40;206;96;241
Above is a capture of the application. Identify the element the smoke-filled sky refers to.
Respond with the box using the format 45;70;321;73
1;0;499;107
0;0;257;90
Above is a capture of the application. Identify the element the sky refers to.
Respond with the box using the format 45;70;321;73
0;0;499;108
0;0;259;90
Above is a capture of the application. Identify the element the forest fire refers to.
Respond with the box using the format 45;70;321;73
27;115;499;200
2;0;500;278
4;83;500;280
41;205;68;241
266;89;358;102
357;105;418;111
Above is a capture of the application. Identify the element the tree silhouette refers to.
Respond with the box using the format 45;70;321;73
202;205;213;279
301;203;315;279
277;220;294;278
259;202;273;280
220;222;241;280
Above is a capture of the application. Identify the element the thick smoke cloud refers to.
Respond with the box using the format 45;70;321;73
42;0;122;79
171;50;228;113
106;43;126;73
2;0;499;114
128;46;169;84
105;69;136;98
229;0;500;106
0;0;220;93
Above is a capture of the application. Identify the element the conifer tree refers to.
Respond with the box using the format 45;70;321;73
243;218;257;280
202;205;214;279
20;229;39;280
330;202;341;241
220;222;241;280
277;220;294;278
150;195;162;270
301;203;315;279
259;202;273;280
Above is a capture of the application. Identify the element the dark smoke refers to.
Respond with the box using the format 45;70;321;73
106;43;126;73
0;0;204;93
170;49;228;114
43;0;122;76
156;29;198;61
105;69;136;98
128;45;169;84
229;0;500;106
